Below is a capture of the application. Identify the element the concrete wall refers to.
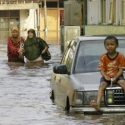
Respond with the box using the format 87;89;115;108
60;26;80;52
85;25;125;36
64;0;82;26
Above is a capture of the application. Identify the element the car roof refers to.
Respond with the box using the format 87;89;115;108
75;35;125;41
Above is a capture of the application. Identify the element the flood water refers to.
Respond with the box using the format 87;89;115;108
0;43;125;125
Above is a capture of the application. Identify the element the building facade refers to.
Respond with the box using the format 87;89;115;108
85;0;125;35
0;0;64;44
40;0;64;44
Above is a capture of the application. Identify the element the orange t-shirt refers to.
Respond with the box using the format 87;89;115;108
98;52;125;78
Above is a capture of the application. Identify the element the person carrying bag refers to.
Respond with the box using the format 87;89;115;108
22;29;51;63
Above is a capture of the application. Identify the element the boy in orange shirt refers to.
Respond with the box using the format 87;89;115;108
90;36;125;111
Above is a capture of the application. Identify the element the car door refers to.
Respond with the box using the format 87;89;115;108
55;40;76;107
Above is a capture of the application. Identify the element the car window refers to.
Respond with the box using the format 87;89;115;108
74;39;125;73
61;40;77;72
66;48;74;72
61;41;73;64
61;47;69;64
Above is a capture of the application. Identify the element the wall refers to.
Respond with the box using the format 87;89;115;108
64;0;82;26
85;0;125;35
85;25;125;36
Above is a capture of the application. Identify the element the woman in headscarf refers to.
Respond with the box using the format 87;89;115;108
7;27;25;63
24;29;49;63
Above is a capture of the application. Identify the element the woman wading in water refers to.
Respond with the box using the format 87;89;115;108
22;29;49;65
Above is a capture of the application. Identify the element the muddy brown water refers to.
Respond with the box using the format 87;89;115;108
0;43;125;125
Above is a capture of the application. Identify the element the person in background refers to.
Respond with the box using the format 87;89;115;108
7;27;25;63
23;29;49;63
90;36;125;111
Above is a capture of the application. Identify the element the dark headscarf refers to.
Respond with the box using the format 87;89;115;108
11;27;21;43
25;29;37;46
27;29;36;37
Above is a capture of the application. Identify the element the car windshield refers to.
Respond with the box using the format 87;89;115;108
74;39;125;73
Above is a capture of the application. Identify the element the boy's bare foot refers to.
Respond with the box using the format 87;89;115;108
90;100;100;111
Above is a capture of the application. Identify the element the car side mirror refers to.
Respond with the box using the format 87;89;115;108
53;64;68;74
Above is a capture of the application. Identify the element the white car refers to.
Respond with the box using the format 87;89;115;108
50;35;125;114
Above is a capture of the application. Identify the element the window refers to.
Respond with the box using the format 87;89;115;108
65;41;76;72
113;0;116;24
61;40;77;72
61;47;73;72
101;0;117;24
0;10;9;17
108;0;113;24
101;0;106;23
74;39;125;73
59;2;64;8
65;48;74;72
108;0;116;24
61;48;70;65
42;2;57;8
121;0;125;24
10;10;19;17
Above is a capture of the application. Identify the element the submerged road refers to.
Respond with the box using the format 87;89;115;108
0;43;125;125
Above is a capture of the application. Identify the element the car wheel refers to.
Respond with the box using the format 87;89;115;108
65;97;70;112
50;90;54;100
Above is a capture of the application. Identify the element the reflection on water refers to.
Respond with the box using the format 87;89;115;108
0;44;125;125
24;62;44;69
103;114;125;125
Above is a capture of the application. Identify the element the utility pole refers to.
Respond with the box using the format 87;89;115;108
44;0;47;41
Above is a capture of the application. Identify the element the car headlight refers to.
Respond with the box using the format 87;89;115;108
106;90;114;105
74;91;83;105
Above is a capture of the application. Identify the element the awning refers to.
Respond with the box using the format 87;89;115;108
0;3;39;10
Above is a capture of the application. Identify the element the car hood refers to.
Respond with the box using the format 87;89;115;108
70;72;102;91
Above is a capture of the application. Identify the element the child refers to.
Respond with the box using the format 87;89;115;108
90;36;125;111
